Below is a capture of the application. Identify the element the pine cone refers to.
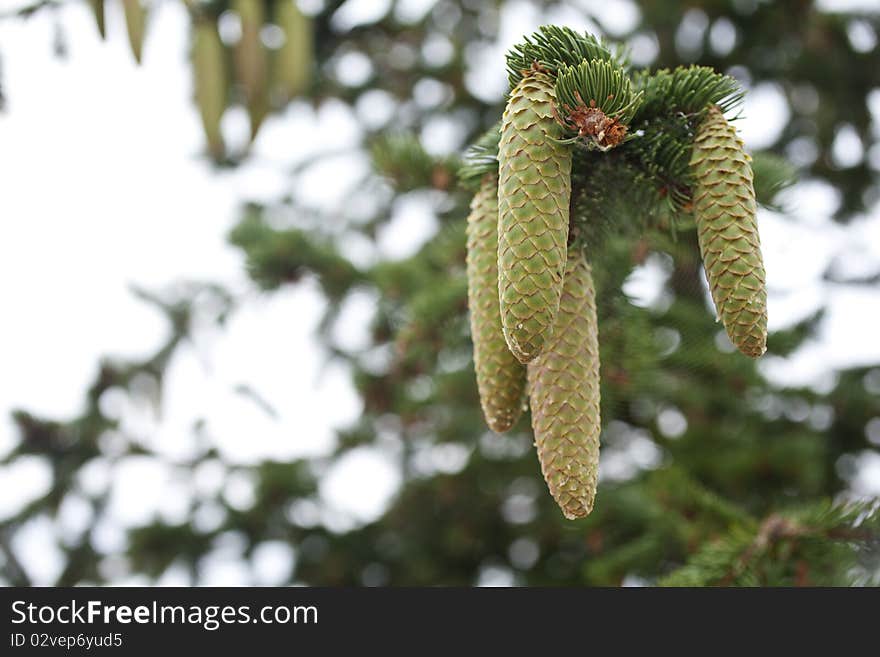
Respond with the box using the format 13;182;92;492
528;253;601;519
467;175;527;432
498;71;572;364
690;105;767;358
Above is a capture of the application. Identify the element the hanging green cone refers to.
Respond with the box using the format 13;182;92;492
234;0;269;139
497;70;572;364
87;0;106;40
274;0;313;102
121;0;147;64
528;253;601;519
690;105;767;358
193;19;227;161
467;174;527;433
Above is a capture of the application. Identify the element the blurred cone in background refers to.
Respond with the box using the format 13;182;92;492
87;0;106;39
121;0;148;64
193;17;227;161
273;0;312;103
233;0;269;140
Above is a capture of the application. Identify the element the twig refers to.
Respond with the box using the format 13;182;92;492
720;514;803;585
719;513;875;586
0;0;63;21
0;528;32;586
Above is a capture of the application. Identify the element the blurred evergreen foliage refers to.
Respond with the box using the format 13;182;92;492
1;0;879;586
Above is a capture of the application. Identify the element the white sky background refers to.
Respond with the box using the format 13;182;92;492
0;0;879;585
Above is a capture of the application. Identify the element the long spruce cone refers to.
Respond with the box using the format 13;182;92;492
193;19;227;161
121;0;147;64
498;70;572;364
690;105;767;357
87;0;106;39
234;0;269;139
274;0;313;101
528;253;601;519
467;174;527;432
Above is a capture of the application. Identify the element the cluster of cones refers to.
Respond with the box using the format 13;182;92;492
466;64;766;520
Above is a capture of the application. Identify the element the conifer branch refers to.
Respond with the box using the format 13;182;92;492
751;151;797;208
458;124;500;188
505;26;621;88
555;59;642;128
660;500;880;586
633;66;744;122
465;31;796;248
554;59;643;151
0;0;62;20
229;212;363;298
371;132;458;192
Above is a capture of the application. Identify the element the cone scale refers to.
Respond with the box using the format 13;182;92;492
497;71;572;364
527;253;601;519
467;175;527;433
689;105;767;358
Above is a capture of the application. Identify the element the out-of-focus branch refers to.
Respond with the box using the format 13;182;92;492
0;528;32;586
0;0;64;20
